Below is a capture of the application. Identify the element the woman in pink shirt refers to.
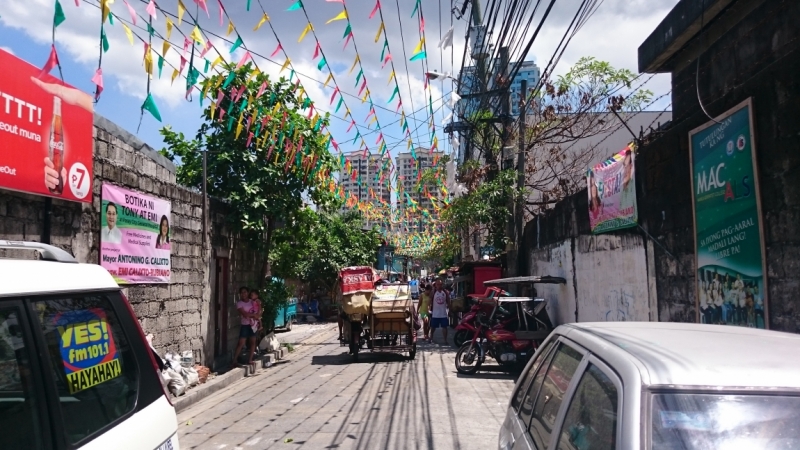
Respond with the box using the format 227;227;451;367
233;286;259;367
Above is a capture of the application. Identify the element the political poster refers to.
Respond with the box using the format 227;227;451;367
0;48;93;203
587;144;638;233
53;309;121;394
689;98;767;328
100;184;171;284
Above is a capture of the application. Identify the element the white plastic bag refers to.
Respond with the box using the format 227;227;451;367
182;366;199;387
259;332;280;352
180;350;194;368
163;367;187;396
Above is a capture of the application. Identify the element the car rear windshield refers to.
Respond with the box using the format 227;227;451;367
652;392;800;449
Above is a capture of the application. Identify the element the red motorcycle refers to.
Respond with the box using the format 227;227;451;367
453;287;509;347
455;298;551;374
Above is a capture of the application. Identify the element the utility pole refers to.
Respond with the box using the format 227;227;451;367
514;79;528;276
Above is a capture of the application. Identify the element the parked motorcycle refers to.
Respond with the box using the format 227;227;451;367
453;287;510;347
455;304;540;374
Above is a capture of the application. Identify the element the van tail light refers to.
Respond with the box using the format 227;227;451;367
120;292;174;406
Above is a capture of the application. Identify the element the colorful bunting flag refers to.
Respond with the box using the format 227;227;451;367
326;11;347;24
254;13;269;31
141;93;162;122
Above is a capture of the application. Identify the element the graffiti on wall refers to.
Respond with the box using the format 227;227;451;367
604;288;635;321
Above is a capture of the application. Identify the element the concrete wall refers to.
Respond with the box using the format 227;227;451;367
0;114;256;365
524;193;655;327
636;0;800;331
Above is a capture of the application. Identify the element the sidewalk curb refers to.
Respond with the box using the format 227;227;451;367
173;323;335;414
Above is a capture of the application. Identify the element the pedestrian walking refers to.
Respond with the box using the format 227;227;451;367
233;286;259;367
430;279;450;344
419;284;432;340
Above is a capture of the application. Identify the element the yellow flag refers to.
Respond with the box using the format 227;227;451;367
162;41;171;58
190;26;205;45
387;70;395;85
311;114;319;129
298;23;313;42
166;18;174;40
407;139;412;150
348;55;360;74
369;115;378;124
226;20;235;36
235;121;244;139
272;102;281;115
210;55;223;69
144;48;153;76
177;0;186;25
210;101;217;120
297;87;306;98
280;57;291;73
122;24;134;45
323;72;333;88
413;37;425;54
101;0;114;23
326;10;347;24
171;69;180;84
345;108;351;118
432;136;438;148
254;13;269;31
361;89;370;103
374;22;385;43
247;68;260;82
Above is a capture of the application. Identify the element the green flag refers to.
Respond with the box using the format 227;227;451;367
141;94;162;122
101;28;110;53
246;0;251;10
287;0;302;11
355;69;363;87
335;97;344;113
342;24;352;39
203;59;210;73
230;36;243;54
222;71;236;89
410;51;426;62
108;13;114;25
317;57;326;71
147;22;155;37
387;86;399;103
411;0;420;17
157;56;164;78
54;0;66;28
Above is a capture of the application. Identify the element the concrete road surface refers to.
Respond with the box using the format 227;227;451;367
178;324;516;450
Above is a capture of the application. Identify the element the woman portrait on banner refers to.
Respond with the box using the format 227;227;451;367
588;170;603;223
618;149;637;218
155;215;171;250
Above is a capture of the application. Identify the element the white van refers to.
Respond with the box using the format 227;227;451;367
0;241;179;450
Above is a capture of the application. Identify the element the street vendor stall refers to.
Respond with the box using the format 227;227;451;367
339;267;417;362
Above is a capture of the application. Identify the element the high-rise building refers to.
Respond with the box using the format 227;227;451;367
457;59;541;118
338;150;391;229
396;150;450;231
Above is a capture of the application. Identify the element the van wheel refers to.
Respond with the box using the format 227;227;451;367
286;319;293;332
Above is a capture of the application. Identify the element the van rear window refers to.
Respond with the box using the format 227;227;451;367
33;294;139;445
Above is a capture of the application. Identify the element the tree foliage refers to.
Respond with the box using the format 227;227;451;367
270;209;381;293
160;64;340;286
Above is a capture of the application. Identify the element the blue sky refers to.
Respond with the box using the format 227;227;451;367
0;0;675;176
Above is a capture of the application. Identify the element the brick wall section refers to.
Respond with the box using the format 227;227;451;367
637;0;800;331
0;115;216;363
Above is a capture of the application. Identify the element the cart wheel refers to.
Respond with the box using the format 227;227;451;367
408;344;416;360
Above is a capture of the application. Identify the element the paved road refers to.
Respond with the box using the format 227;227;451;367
178;324;515;450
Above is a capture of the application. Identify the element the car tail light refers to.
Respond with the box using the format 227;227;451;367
120;292;174;406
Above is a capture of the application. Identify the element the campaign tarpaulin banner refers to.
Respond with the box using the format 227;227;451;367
689;99;767;328
0;49;93;203
53;308;121;394
340;266;376;295
101;184;171;284
587;144;638;234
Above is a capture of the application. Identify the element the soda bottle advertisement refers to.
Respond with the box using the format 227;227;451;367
0;48;93;203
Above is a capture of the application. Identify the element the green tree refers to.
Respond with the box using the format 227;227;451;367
160;64;339;287
270;210;381;295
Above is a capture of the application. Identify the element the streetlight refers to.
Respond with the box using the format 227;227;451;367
425;71;453;81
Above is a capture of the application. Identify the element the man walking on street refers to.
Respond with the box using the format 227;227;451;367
430;279;450;344
233;286;259;367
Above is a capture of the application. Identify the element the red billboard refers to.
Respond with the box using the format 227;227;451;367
0;49;93;203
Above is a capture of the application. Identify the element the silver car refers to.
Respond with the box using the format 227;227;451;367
498;322;800;449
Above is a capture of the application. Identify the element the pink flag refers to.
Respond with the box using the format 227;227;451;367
74;0;79;5
347;120;355;132
375;132;383;145
216;88;225;105
396;100;403;113
179;55;187;73
366;108;375;119
358;79;367;96
246;132;253;147
313;42;321;59
38;45;59;78
329;87;339;105
381;54;392;69
123;0;137;25
200;40;213;58
369;0;380;19
218;108;226;121
232;85;245;103
332;139;340;151
145;0;157;20
420;17;425;32
236;51;252;68
256;81;268;98
194;0;210;17
266;145;274;161
183;37;191;56
343;32;353;49
217;0;224;26
91;68;104;100
307;104;314;119
270;43;282;58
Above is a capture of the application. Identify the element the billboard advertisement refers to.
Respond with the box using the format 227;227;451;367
0;49;94;202
101;184;171;284
689;98;766;328
587;144;638;233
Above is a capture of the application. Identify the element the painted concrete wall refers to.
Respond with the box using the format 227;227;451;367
529;233;652;327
